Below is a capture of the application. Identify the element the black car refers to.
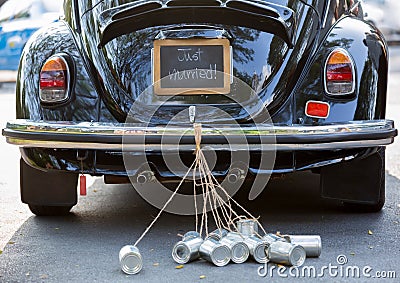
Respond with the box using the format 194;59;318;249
2;0;397;216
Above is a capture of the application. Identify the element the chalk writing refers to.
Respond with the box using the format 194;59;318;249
157;43;227;91
177;48;204;62
168;64;217;81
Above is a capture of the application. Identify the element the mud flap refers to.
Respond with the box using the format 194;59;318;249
320;151;384;204
20;159;78;206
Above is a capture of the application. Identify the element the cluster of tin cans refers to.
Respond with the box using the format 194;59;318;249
171;219;322;268
119;219;322;274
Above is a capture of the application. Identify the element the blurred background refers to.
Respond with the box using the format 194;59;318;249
0;0;63;83
363;0;400;43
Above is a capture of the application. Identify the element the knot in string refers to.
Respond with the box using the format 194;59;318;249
194;123;202;154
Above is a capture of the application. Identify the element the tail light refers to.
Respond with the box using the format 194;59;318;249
324;48;355;96
305;100;330;119
39;55;71;105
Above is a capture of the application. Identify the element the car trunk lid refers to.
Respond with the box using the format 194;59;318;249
78;0;322;124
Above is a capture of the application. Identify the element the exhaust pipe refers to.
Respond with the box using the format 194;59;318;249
136;171;155;184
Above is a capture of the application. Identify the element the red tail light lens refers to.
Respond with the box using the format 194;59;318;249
305;100;330;119
325;49;355;95
39;55;70;104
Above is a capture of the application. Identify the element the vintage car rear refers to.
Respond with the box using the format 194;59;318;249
2;0;397;215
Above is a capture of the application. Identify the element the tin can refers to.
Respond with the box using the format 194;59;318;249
220;232;249;264
226;231;246;241
267;241;306;267
208;228;229;241
236;219;259;237
119;245;143;275
244;235;268;263
262;233;286;244
183;231;202;240
172;231;204;264
199;238;231;267
284;235;322;258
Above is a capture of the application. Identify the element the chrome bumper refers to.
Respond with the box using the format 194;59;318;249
2;119;397;151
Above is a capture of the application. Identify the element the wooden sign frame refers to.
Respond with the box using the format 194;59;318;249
153;38;231;95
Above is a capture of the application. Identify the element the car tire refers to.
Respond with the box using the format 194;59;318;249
20;158;78;216
321;148;385;212
28;204;73;216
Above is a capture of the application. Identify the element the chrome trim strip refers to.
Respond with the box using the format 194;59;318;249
151;48;154;84
322;0;331;29
230;46;233;84
4;119;394;136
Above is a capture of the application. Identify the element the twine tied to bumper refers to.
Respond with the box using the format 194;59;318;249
194;123;202;153
133;123;265;247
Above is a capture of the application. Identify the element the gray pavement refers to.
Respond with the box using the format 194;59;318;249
0;83;31;251
0;46;399;282
0;174;399;282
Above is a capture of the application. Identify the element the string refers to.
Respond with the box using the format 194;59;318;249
133;157;197;247
134;123;266;247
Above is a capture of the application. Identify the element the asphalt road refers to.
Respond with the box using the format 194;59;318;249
0;47;399;282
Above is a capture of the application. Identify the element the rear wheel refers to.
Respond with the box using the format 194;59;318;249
28;205;73;216
342;196;384;212
321;148;385;212
20;159;78;216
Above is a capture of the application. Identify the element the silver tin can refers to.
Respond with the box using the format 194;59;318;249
208;228;229;241
236;219;259;237
226;231;246;241
172;231;204;264
119;245;143;275
284;235;322;258
220;232;249;264
244;235;268;263
268;233;287;241
183;231;202;241
267;241;306;267
262;233;286;245
199;238;231;267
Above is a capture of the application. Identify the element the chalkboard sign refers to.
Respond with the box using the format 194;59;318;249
153;38;231;95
